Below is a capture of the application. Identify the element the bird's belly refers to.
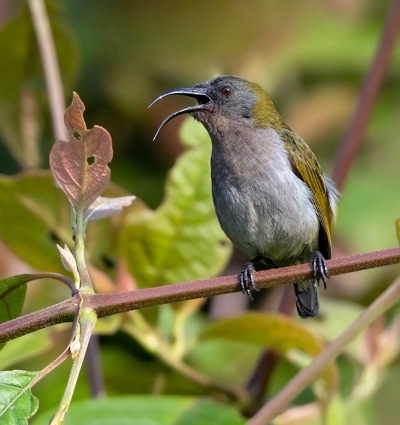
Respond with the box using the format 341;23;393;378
212;177;319;263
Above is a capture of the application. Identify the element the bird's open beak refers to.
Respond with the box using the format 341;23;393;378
148;87;212;140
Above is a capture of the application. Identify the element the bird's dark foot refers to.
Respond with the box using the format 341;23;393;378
312;251;329;289
239;262;259;300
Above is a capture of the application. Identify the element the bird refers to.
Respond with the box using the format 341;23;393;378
149;76;339;318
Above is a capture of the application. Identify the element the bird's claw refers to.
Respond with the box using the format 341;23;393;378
312;251;329;289
240;262;259;300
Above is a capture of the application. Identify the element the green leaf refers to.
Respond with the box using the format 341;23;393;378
0;274;49;353
174;398;245;425
0;370;39;424
186;340;261;386
0;274;32;324
326;395;345;425
0;331;51;369
32;396;245;425
98;345;204;396
0;275;51;352
0;173;71;273
120;118;232;287
0;172;137;277
200;312;338;395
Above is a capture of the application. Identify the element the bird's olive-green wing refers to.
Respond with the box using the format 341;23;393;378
280;128;334;258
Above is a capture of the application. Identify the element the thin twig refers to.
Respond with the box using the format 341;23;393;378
33;272;78;295
332;0;400;190
30;304;81;388
0;247;399;344
27;0;67;141
247;274;400;425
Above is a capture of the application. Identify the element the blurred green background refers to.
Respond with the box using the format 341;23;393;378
1;0;400;424
1;0;399;253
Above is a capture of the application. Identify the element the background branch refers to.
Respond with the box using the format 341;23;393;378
1;246;399;344
332;0;400;190
247;273;400;425
28;0;67;141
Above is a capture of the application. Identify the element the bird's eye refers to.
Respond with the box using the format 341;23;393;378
220;86;232;97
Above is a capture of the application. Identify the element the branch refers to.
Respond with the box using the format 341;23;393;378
332;0;400;190
1;247;399;343
28;0;67;141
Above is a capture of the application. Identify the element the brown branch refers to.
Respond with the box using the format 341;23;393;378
332;0;400;190
1;247;399;344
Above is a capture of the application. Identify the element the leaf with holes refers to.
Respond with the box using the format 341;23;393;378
49;92;113;212
0;370;39;423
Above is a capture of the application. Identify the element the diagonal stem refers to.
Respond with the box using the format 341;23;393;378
50;308;97;424
27;0;67;142
247;274;400;425
332;0;400;190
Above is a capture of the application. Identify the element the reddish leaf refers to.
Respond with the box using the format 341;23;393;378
49;93;113;212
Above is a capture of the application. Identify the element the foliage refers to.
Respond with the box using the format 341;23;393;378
32;397;246;425
0;370;39;424
0;1;399;425
120;119;231;288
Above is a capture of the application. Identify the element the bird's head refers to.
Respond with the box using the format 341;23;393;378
149;76;284;140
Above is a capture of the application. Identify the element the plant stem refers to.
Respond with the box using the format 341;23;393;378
29;308;81;388
5;304;81;415
27;0;67;142
73;209;93;291
247;274;400;425
50;308;97;425
36;273;78;295
74;233;92;291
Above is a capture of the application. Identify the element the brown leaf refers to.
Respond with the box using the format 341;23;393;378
49;92;113;212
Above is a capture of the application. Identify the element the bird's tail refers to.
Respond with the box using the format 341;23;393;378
294;281;319;318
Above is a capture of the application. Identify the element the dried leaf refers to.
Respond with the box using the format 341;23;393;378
49;93;113;212
84;196;136;223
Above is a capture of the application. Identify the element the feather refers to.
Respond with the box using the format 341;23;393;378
280;128;335;259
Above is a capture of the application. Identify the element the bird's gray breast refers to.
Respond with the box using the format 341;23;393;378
210;127;319;263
